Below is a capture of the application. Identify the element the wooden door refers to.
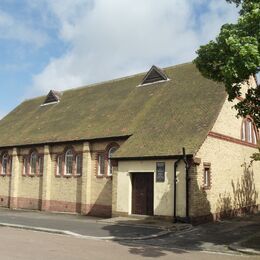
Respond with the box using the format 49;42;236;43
132;173;154;215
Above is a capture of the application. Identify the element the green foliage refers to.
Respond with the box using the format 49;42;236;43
194;0;260;130
194;0;260;160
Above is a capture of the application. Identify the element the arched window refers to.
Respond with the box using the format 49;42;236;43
1;153;8;176
56;155;63;176
75;154;83;176
38;156;44;175
30;152;38;175
107;147;118;176
65;149;73;176
241;118;257;144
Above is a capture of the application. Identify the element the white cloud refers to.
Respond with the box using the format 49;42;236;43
31;0;239;95
0;10;49;47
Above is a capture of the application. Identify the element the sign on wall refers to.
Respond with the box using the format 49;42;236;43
156;162;165;182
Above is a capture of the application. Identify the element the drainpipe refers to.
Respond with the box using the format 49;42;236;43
182;148;190;222
173;157;182;223
173;147;191;223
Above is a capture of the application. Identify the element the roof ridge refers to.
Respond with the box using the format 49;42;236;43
22;62;193;103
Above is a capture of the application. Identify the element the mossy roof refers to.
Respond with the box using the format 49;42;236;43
0;63;226;158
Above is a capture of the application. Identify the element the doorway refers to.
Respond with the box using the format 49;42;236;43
132;173;154;216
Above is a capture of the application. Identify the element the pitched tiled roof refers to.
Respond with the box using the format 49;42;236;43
0;63;226;158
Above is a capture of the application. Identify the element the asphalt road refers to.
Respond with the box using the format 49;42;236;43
0;208;260;256
0;227;256;260
0;208;162;238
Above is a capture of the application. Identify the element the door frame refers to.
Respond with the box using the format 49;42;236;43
130;172;154;216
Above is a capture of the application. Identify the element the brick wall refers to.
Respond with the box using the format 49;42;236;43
0;140;125;218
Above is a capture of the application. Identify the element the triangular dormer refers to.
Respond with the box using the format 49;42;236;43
140;65;169;86
42;90;62;106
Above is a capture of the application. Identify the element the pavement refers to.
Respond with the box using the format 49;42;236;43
0;208;177;240
229;232;260;255
0;207;260;256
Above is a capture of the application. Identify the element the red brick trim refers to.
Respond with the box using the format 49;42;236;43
208;131;259;149
190;204;260;225
0;196;112;217
0;195;11;208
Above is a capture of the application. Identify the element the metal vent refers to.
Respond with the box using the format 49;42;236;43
141;65;169;85
42;90;62;106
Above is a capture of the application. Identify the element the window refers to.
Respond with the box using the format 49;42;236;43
23;157;28;176
97;154;105;176
56;155;63;176
39;156;44;175
203;163;211;189
30;152;37;175
1;154;8;176
75;154;83;176
107;147;118;176
9;157;12;176
65;150;73;176
241;118;257;144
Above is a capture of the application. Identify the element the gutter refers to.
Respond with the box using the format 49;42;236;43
173;147;192;223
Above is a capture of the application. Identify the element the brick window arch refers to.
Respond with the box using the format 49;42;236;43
106;143;119;176
107;147;118;176
1;153;9;176
241;118;258;144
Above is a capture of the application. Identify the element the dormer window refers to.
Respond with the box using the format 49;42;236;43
241;118;258;144
139;65;169;86
41;90;62;106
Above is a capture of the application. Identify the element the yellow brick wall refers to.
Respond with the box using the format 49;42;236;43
193;97;260;217
115;160;187;217
90;141;124;207
18;147;44;200
50;143;83;203
0;176;11;197
0;148;14;200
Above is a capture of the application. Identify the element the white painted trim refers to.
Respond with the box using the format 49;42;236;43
137;78;170;88
40;100;60;107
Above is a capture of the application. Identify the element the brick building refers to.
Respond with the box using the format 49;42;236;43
0;63;259;222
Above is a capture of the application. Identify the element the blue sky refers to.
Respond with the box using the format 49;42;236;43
0;0;239;118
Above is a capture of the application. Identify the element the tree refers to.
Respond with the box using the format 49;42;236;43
194;0;259;160
194;0;259;128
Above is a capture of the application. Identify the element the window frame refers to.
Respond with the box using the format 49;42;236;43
64;149;74;176
241;118;258;145
97;153;105;177
56;155;63;177
29;151;38;176
1;153;9;176
107;147;118;176
38;156;44;176
75;154;83;176
22;157;28;176
203;163;211;189
9;156;12;176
